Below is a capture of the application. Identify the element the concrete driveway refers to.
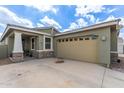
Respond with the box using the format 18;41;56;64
0;58;124;88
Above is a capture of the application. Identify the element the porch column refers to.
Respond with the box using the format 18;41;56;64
12;32;24;62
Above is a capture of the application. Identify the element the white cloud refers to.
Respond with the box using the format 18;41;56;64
96;18;100;23
103;16;124;27
63;18;87;31
75;5;118;24
0;6;33;28
105;15;116;21
119;31;124;39
119;17;124;26
38;16;62;29
0;23;6;28
85;14;96;23
69;18;87;29
75;5;106;24
95;15;118;24
26;5;58;14
36;23;44;27
107;8;117;13
69;22;78;29
62;28;70;32
0;32;3;38
75;5;105;17
76;18;88;27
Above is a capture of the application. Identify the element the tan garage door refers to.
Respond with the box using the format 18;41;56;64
56;37;98;63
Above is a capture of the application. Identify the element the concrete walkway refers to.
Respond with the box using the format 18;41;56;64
0;58;124;88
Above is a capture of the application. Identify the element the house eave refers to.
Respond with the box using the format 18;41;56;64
0;25;52;42
55;19;121;36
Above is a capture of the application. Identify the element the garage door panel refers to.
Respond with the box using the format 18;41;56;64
57;39;98;63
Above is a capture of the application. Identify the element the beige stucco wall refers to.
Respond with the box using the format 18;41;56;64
38;29;59;35
38;29;52;34
37;35;43;50
54;27;111;65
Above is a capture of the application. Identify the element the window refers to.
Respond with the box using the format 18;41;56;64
70;38;73;41
58;39;61;42
74;37;77;41
31;38;35;50
92;36;97;40
45;37;51;49
66;38;68;42
85;37;89;40
79;37;83;40
62;39;64;42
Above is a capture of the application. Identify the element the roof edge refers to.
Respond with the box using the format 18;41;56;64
55;19;121;36
0;24;54;42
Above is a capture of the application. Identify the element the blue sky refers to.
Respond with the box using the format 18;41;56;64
0;5;124;38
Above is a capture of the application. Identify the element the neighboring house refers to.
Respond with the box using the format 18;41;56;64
118;37;124;54
0;19;122;67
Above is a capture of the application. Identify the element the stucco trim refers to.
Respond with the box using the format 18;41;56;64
13;32;23;53
43;35;53;51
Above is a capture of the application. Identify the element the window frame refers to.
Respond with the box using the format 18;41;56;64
44;36;53;51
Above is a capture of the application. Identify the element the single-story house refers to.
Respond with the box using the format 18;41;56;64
0;19;122;67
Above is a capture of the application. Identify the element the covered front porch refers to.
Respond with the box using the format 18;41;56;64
8;31;54;62
8;31;39;62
